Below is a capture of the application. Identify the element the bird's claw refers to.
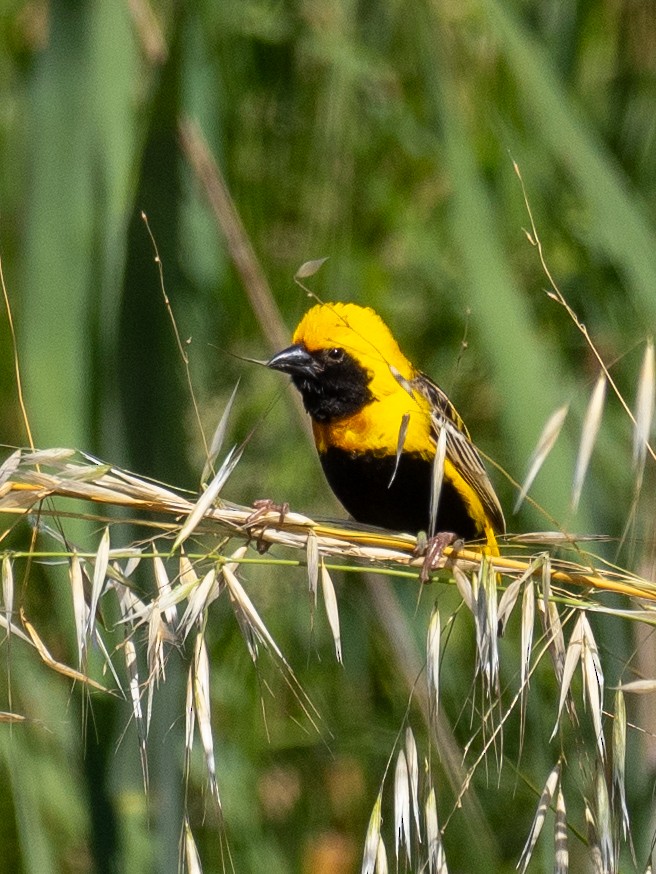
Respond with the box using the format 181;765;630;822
247;498;289;527
245;499;290;553
415;531;462;583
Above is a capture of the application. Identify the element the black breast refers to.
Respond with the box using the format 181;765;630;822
319;446;481;539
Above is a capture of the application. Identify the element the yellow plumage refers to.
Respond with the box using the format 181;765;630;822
269;302;504;560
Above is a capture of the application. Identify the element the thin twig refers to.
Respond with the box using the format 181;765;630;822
0;256;35;451
514;160;656;466
141;212;211;464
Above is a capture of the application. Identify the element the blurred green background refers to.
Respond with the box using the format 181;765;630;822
1;0;656;872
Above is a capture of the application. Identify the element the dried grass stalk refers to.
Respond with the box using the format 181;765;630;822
518;761;560;874
361;789;383;874
394;749;411;864
1;449;655;602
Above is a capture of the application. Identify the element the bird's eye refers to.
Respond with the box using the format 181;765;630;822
327;347;344;362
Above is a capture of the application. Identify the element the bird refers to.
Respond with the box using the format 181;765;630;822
266;302;504;565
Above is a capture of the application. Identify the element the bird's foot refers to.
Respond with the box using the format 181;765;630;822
247;498;290;527
415;531;463;584
245;499;290;553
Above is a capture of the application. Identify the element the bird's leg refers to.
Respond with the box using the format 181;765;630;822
247;498;290;527
245;499;290;553
415;531;463;583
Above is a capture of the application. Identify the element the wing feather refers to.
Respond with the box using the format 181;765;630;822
413;373;506;534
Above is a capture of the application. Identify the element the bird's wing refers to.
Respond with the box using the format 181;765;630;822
413;373;506;534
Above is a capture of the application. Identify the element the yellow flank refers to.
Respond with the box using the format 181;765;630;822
443;458;500;555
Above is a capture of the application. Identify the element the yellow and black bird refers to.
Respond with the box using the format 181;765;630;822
267;302;504;556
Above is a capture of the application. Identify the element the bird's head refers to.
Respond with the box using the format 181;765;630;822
267;303;416;423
